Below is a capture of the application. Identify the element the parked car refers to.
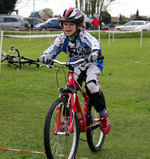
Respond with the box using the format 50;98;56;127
35;18;52;28
101;22;115;30
101;22;109;30
135;22;150;31
107;23;115;30
25;18;44;28
114;20;149;31
35;18;62;31
0;15;30;29
34;18;51;28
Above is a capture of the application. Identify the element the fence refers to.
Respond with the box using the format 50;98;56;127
0;29;146;72
1;29;144;44
0;30;3;73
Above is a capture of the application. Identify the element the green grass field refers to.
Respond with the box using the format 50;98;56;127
0;33;150;159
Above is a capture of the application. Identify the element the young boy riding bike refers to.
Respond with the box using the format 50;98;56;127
39;7;111;134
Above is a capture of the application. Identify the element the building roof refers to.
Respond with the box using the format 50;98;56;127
41;13;52;20
111;17;119;23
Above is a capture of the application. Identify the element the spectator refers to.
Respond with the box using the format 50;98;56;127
99;17;102;30
92;16;100;30
85;17;90;30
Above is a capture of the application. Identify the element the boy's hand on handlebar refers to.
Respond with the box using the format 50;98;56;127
38;55;53;64
88;51;99;62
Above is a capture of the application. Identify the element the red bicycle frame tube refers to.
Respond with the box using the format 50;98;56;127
54;104;62;135
51;59;104;136
61;70;90;134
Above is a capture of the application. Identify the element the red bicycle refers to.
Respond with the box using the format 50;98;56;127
44;57;105;159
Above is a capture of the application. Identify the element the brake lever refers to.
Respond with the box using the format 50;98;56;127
48;64;54;68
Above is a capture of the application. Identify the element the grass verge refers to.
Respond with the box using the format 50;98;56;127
0;36;150;159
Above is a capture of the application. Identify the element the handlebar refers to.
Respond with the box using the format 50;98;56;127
52;56;104;66
53;59;84;66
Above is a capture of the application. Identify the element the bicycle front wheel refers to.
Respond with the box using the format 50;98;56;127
86;104;105;152
44;97;79;159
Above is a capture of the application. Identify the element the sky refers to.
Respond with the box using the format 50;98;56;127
109;0;150;18
15;0;150;18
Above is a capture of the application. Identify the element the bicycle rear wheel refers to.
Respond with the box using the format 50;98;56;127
44;97;79;159
86;104;105;152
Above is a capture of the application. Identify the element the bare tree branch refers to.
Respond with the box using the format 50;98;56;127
75;0;115;18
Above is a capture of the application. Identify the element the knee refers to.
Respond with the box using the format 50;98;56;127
86;81;100;94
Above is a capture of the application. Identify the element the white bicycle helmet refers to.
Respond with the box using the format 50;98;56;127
59;8;84;24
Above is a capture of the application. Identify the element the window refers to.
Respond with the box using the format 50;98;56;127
51;20;59;25
125;22;132;26
0;17;4;23
132;22;138;25
4;17;19;22
138;22;144;25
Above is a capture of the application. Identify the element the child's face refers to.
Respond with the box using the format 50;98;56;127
63;22;77;36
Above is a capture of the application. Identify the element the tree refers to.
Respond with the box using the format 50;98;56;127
0;0;17;14
119;14;128;24
136;9;139;17
75;0;115;18
119;14;123;22
29;8;54;19
134;9;142;20
101;10;111;24
29;11;41;18
40;8;54;17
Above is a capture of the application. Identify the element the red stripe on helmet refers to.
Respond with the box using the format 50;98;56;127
65;8;74;17
75;11;80;16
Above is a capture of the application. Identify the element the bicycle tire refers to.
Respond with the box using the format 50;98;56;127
1;58;6;62
44;97;79;159
86;104;105;152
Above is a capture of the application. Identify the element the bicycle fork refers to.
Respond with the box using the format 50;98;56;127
54;92;102;136
54;93;76;136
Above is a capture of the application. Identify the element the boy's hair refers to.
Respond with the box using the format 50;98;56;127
78;23;85;30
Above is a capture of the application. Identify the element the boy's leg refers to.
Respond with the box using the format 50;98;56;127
86;86;111;134
86;90;106;112
85;64;111;134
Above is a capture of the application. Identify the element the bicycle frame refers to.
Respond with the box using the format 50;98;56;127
1;47;39;70
55;66;101;136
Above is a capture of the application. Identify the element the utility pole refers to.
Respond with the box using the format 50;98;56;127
33;0;35;28
117;0;120;25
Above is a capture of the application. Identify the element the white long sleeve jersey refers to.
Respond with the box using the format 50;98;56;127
43;30;103;71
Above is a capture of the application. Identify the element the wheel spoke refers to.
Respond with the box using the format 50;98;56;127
86;105;105;151
44;97;79;159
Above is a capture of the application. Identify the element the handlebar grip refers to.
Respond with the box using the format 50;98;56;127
84;55;104;63
98;55;104;60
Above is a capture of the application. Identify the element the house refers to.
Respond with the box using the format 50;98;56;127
41;13;52;21
111;15;149;26
111;17;119;25
130;15;148;21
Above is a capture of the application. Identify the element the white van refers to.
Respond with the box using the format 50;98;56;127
0;15;30;29
114;20;149;31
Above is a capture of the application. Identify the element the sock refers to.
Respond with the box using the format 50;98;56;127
100;108;106;118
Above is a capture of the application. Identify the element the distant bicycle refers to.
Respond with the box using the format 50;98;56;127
44;56;105;159
1;46;39;70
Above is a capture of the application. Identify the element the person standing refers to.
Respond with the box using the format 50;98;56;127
85;16;90;30
92;16;100;30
